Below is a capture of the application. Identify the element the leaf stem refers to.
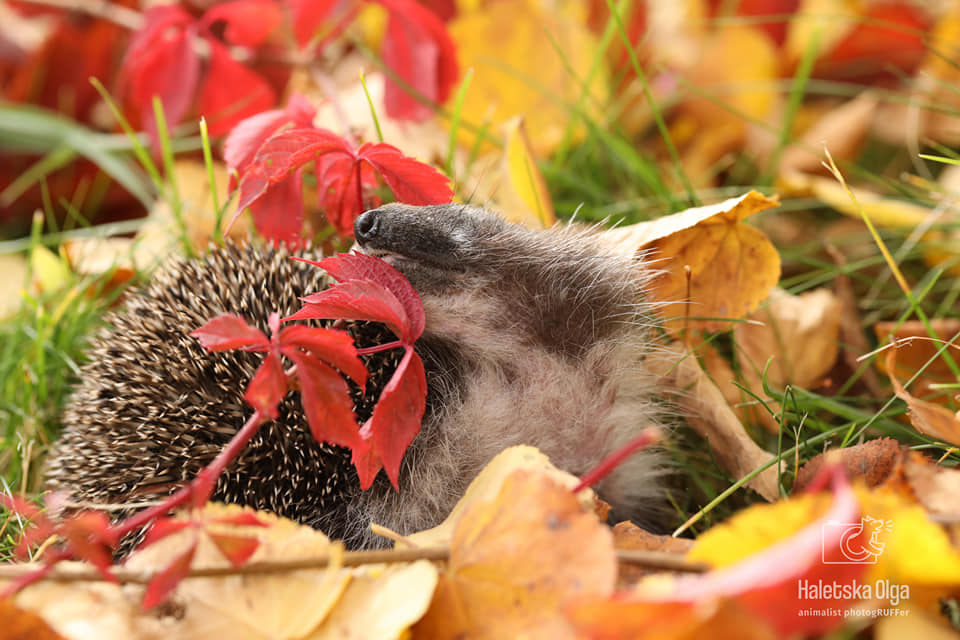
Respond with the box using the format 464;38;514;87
355;340;404;355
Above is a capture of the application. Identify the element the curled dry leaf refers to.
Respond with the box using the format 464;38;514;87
794;438;910;492
613;521;694;587
735;287;842;433
598;190;781;335
647;344;779;500
413;469;615;640
885;347;960;447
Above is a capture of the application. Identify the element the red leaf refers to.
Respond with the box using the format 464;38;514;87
121;7;200;145
59;511;118;581
366;348;426;489
210;512;268;527
198;41;277;138
190;314;270;352
306;252;425;342
255;128;354;181
290;281;409;342
224;93;317;175
247;169;305;246
208;532;260;567
284;350;364;451
315;152;378;234
244;351;287;419
277;325;368;386
142;539;197;610
289;0;357;49
141;517;193;548
358;142;453;206
350;440;382;490
376;0;459;121
202;0;283;48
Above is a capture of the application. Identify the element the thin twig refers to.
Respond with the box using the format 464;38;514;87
0;548;707;584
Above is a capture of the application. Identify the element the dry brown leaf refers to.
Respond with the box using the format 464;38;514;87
793;438;910;492
124;503;350;639
599;191;781;335
413;469;615;640
309;561;437;640
886;347;960;446
875;319;960;382
613;521;694;587
735;287;842;433
648;344;779;500
404;445;593;549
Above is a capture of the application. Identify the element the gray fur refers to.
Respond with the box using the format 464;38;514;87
45;204;667;549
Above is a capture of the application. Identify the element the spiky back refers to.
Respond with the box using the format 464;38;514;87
45;243;396;542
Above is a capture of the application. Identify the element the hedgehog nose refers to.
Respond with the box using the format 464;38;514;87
354;209;380;243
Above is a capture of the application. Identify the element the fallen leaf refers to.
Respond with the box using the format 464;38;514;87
311;561;438;640
0;598;66;640
414;469;615;640
647;344;780;500
599;191;781;335
735;287;842;432
875;319;960;382
794;438;910;491
405;445;593;548
886;347;960;446
494;116;556;229
613;521;694;587
447;0;608;156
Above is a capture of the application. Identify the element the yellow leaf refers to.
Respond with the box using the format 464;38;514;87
0;252;28;319
495;116;555;229
310;561;438;640
784;0;860;66
600;191;781;334
414;469;615;640
447;0;608;157
29;245;69;295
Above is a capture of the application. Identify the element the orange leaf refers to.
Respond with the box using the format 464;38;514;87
208;532;260;568
414;469;615;639
142;539;197;610
885;347;960;446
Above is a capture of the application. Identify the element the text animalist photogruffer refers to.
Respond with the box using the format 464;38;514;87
46;203;668;548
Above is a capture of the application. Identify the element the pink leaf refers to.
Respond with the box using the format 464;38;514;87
284;351;365;451
358;142;453;206
208;532;260;567
278;325;368;386
289;280;409;342
376;0;459;121
190;314;270;352
244;351;287;419
198;40;276;138
143;539;197;609
367;348;426;489
202;0;283;48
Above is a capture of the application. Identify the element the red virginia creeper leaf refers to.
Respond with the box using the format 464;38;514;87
208;532;261;567
277;325;368;386
223;93;317;176
308;252;425;342
141;517;193;549
210;512;268;527
358;142;454;206
367;348;427;489
59;511;118;581
376;0;459;121
289;0;357;49
142;539;197;610
198;40;277;138
289;280;409;342
284;350;365;451
247;168;305;245
244;351;287;419
202;0;283;48
350;439;382;491
255;128;354;181
315;152;379;235
190;313;270;352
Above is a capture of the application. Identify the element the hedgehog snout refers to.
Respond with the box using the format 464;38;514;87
354;209;380;243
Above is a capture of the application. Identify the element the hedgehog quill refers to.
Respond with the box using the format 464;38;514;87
46;203;668;549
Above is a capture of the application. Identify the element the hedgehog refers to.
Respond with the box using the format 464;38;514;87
45;203;668;549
